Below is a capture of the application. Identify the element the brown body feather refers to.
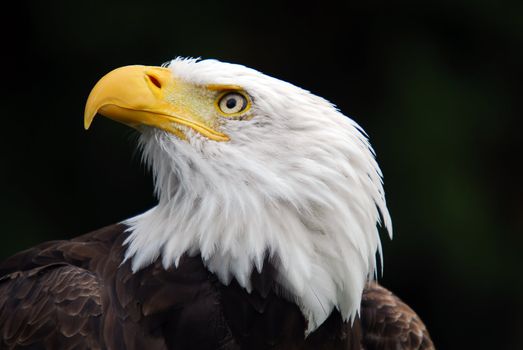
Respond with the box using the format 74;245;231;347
0;224;433;349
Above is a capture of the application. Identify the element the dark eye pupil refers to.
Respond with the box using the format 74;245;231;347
226;98;237;109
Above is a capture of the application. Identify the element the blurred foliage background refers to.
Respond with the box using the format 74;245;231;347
1;1;522;348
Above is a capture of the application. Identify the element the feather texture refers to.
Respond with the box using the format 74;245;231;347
0;224;431;349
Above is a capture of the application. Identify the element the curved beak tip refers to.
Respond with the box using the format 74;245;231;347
84;109;96;130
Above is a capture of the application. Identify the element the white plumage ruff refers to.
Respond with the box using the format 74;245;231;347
122;58;392;333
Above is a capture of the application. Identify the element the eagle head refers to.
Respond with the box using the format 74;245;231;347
85;58;392;332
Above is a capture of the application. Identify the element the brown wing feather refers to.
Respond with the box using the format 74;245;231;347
360;282;435;350
0;263;103;349
0;224;240;350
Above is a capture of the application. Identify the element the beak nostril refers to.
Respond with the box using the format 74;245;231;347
147;74;162;89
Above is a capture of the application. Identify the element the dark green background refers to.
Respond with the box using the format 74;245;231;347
1;1;522;348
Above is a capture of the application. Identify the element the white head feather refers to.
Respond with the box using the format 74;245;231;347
123;58;392;333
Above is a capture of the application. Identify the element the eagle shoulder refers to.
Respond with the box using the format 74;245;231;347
360;282;435;350
0;262;103;349
0;224;239;350
0;225;121;349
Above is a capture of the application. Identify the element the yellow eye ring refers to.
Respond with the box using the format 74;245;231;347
215;90;251;118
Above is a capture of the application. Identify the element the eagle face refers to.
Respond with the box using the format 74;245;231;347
85;58;392;333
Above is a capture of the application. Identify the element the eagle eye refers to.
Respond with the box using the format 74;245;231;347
217;91;250;116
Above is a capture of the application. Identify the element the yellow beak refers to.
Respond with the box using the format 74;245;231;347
84;65;229;142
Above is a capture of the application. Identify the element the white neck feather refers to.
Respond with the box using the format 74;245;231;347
122;58;391;333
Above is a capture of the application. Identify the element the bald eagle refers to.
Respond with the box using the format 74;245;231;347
0;58;434;349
